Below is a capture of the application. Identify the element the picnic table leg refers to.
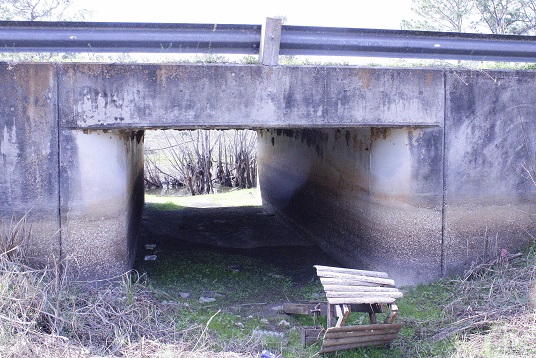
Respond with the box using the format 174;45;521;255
335;304;351;327
369;311;377;324
383;304;399;324
327;304;332;328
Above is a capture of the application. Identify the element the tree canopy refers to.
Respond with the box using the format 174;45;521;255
0;0;88;21
403;0;536;34
401;0;476;32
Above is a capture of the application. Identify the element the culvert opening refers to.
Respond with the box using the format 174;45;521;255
134;129;341;304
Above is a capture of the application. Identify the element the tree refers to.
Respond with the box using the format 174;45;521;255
0;0;89;21
401;0;477;32
474;0;526;34
144;130;258;196
402;0;536;34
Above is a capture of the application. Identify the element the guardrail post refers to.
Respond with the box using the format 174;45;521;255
259;17;282;66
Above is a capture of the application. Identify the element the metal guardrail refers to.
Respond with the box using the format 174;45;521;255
280;26;536;62
1;19;536;62
0;21;261;54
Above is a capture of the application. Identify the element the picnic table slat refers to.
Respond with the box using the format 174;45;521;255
314;265;389;279
316;272;396;286
325;291;403;299
322;284;400;293
327;296;397;305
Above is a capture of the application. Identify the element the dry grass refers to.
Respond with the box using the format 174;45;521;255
2;213;536;357
0;217;257;358
431;247;536;357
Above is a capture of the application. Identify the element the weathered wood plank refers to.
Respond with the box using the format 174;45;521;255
324;327;403;339
314;265;389;279
323;332;399;347
322;284;400;293
324;323;404;333
384;304;399;324
317;272;396;286
320;340;392;353
302;328;324;346
335;304;351;328
325;291;403;299
320;277;381;287
327;296;396;305
321;334;398;352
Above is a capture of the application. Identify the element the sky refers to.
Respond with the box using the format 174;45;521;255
76;0;413;30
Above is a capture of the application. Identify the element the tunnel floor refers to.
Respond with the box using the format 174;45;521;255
134;190;342;285
133;189;343;319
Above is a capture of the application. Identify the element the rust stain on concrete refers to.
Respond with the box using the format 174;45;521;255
426;73;434;88
357;68;374;90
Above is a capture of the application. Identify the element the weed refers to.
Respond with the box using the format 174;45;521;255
0;212;31;259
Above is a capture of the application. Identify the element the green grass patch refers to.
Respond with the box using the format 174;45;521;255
146;201;185;211
145;249;293;305
145;188;262;209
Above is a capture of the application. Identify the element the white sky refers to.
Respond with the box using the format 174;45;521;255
79;0;413;30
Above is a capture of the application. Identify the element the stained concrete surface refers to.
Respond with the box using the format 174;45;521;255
258;127;443;285
2;63;536;284
0;63;60;263
443;69;536;275
59;130;144;279
58;64;443;129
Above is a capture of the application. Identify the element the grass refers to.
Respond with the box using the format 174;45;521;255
145;250;294;304
145;188;262;209
1;208;535;357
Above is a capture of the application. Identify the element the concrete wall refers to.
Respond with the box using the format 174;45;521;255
0;63;60;262
258;127;443;285
258;70;536;284
443;70;536;275
0;63;144;279
1;63;535;284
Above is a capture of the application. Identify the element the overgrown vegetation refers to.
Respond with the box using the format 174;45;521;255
0;216;257;357
1;209;535;357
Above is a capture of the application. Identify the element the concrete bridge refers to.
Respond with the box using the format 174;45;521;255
1;62;535;285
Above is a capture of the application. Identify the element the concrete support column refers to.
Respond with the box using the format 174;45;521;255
59;130;144;279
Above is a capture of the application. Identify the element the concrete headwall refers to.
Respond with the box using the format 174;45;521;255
57;64;443;129
1;63;535;284
443;70;536;275
0;62;144;278
257;69;536;284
